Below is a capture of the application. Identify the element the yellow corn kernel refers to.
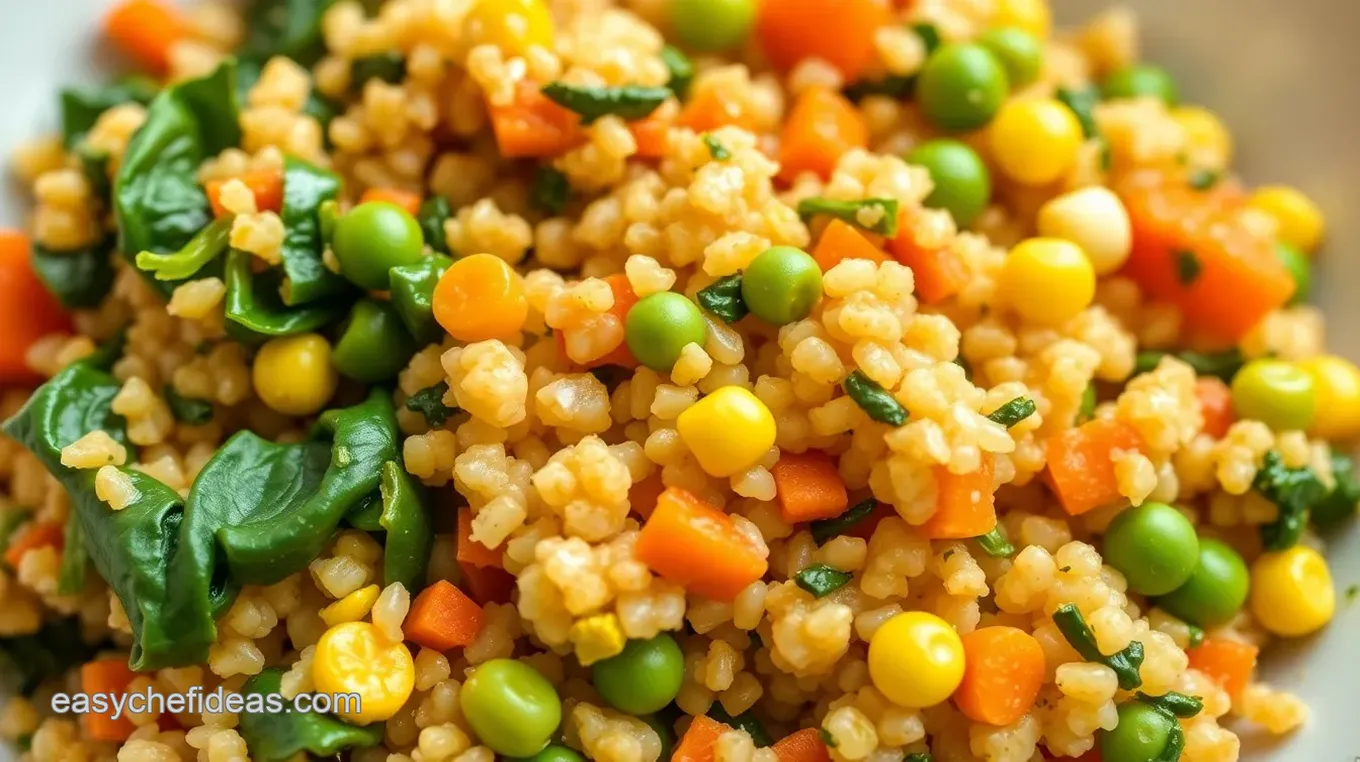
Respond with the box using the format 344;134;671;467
1249;185;1325;254
989;98;1084;186
867;612;965;708
1171;105;1233;171
1249;546;1335;637
312;621;415;724
1300;355;1360;441
320;584;380;628
676;386;777;477
463;0;556;57
568;613;627;666
993;0;1052;39
1000;237;1096;325
252;333;338;416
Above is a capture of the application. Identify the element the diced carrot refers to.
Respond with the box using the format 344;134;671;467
755;0;892;81
778;87;868;182
812;219;888;271
636;487;769;601
677;88;761;134
628;472;666;520
887;211;969;304
1118;170;1294;341
433;253;529;343
3;520;65;569
489;82;587;158
953;626;1046;726
81;659;138;742
674;715;733;762
919;458;997;539
771;728;832;762
457;510;503;570
1187;638;1258;699
555;273;640;369
772;451;849;523
403;579;485;650
1044;418;1147;516
459;561;517;605
630;116;672;159
204;170;284;218
1195;377;1235;439
360;188;423;215
104;0;189;72
0;230;73;385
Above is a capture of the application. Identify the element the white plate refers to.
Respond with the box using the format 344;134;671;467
0;1;1356;759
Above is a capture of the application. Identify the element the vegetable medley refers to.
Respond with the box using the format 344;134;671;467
0;0;1354;761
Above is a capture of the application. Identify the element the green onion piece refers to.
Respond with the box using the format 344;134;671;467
164;385;214;425
1254;450;1325;551
844;370;908;426
1079;384;1097;422
703;134;731;160
1053;603;1145;690
975;527;1014;558
660;45;694;99
405;381;456;427
541;82;671;125
1188;168;1220;190
697;274;748;324
986;396;1036;428
531;166;572;216
1175;250;1202;285
818;729;838;748
797;197;900;237
134;216;234;281
1137;691;1204;719
1187;624;1205;649
810;498;878;546
795;564;854;598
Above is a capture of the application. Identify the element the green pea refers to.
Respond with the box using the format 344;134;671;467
1156;538;1249;627
1101;63;1180;106
510;744;587;762
591;634;685;715
976;27;1043;89
460;659;562;757
1102;502;1199;596
1099;700;1176;762
331;298;419;383
625;292;708;372
917;43;1010;132
1230;358;1317;431
668;0;756;52
740;246;823;326
905;139;992;227
1275;241;1311;306
332;201;426;290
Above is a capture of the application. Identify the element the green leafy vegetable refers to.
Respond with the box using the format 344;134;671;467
134;216;233;281
912;23;942;54
1254;450;1325;551
59;77;159;149
0;618;100;695
1188;168;1220;190
705;704;770;747
1053;603;1145;690
405;381;456;427
697;274;749;323
165;386;215;426
975;527;1014;558
57;517;88;595
797;197;899;237
986;396;1036;428
810;498;877;546
350;52;406;91
237;669;383;762
1132;348;1244;383
1313;449;1360;528
278;157;351;305
531;167;573;215
417;196;453;254
795;564;854;598
540;82;671;125
660;45;694;99
703;135;731;160
1056;85;1101;139
239;0;338;67
389;255;454;345
1175;250;1202;286
904;755;934;762
843;370;908;426
77;146;113;205
1137;691;1204;719
30;239;116;309
224;250;349;340
378;461;433;592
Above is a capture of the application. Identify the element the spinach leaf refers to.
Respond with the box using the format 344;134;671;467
1053;603;1144;690
114;61;241;296
975;526;1014;558
134;216;233;281
60;77;159;149
1314;449;1360;528
797;197;899;237
794;564;853;598
418;196;453;254
164;386;215;425
0;618;100;695
389;255;454;345
1254;450;1325;551
843;370;907;426
57;517;88;595
696;274;748;323
703;135;730;160
660;45;694;99
238;669;384;762
809;498;877;545
30;239;116;309
240;0;338;67
405;381;456;427
277;156;351;305
379;461;432;592
986;396;1036;428
531;167;572;215
541;83;671;125
351;52;406;91
224;250;349;340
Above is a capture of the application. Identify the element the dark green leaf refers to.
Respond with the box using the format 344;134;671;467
1154;720;1185;762
818;729;838;748
77;146;113;204
797;197;899;237
1187;624;1204;649
0;618;100;695
389;256;454;345
278;156;352;305
134;216;233;281
238;669;384;762
1056;86;1101;139
1133;349;1244;383
30;239;116;309
986;396;1036;428
705;704;770;747
60;77;159;149
240;0;338;67
1254;450;1325;551
912;23;942;54
794;564;854;598
531;166;572;215
379;461;433;592
405;382;456;427
540;82;671;125
810;498;877;546
1313;449;1360;528
418;196;453;254
703;135;731;160
843;370;907;426
660;45;694;99
57;517;88;595
1188;168;1220;190
1175;250;1202;286
1053;603;1144;690
351;52;406;91
697;274;749;323
165;386;215;426
345;492;384;532
975;527;1013;558
224;250;349;340
1137;690;1204;719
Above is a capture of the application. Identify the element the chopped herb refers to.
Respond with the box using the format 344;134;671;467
844;370;908;426
986;396;1036;428
1133;348;1245;383
164;386;215;426
954;355;973;381
1158;721;1187;762
1056;86;1101;139
942;549;956;561
904;755;934;762
975;527;1014;558
1053;603;1145;690
843;75;915;102
1174;250;1202;286
1347;585;1359;603
1187;624;1205;649
818;728;838;748
797;197;899;237
405;381;456;427
660;45;694;99
416;196;452;254
1137;691;1204;719
706;705;771;747
1254;450;1326;551
912;23;942;54
748;631;762;649
697;274;749;323
1079;384;1097;422
810;498;877;545
703;134;731;160
1058;566;1072;573
795;564;854;598
531;166;572;216
1188;168;1220;190
1313;448;1360;528
541;82;671;125
350;52;406;91
589;365;632;394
